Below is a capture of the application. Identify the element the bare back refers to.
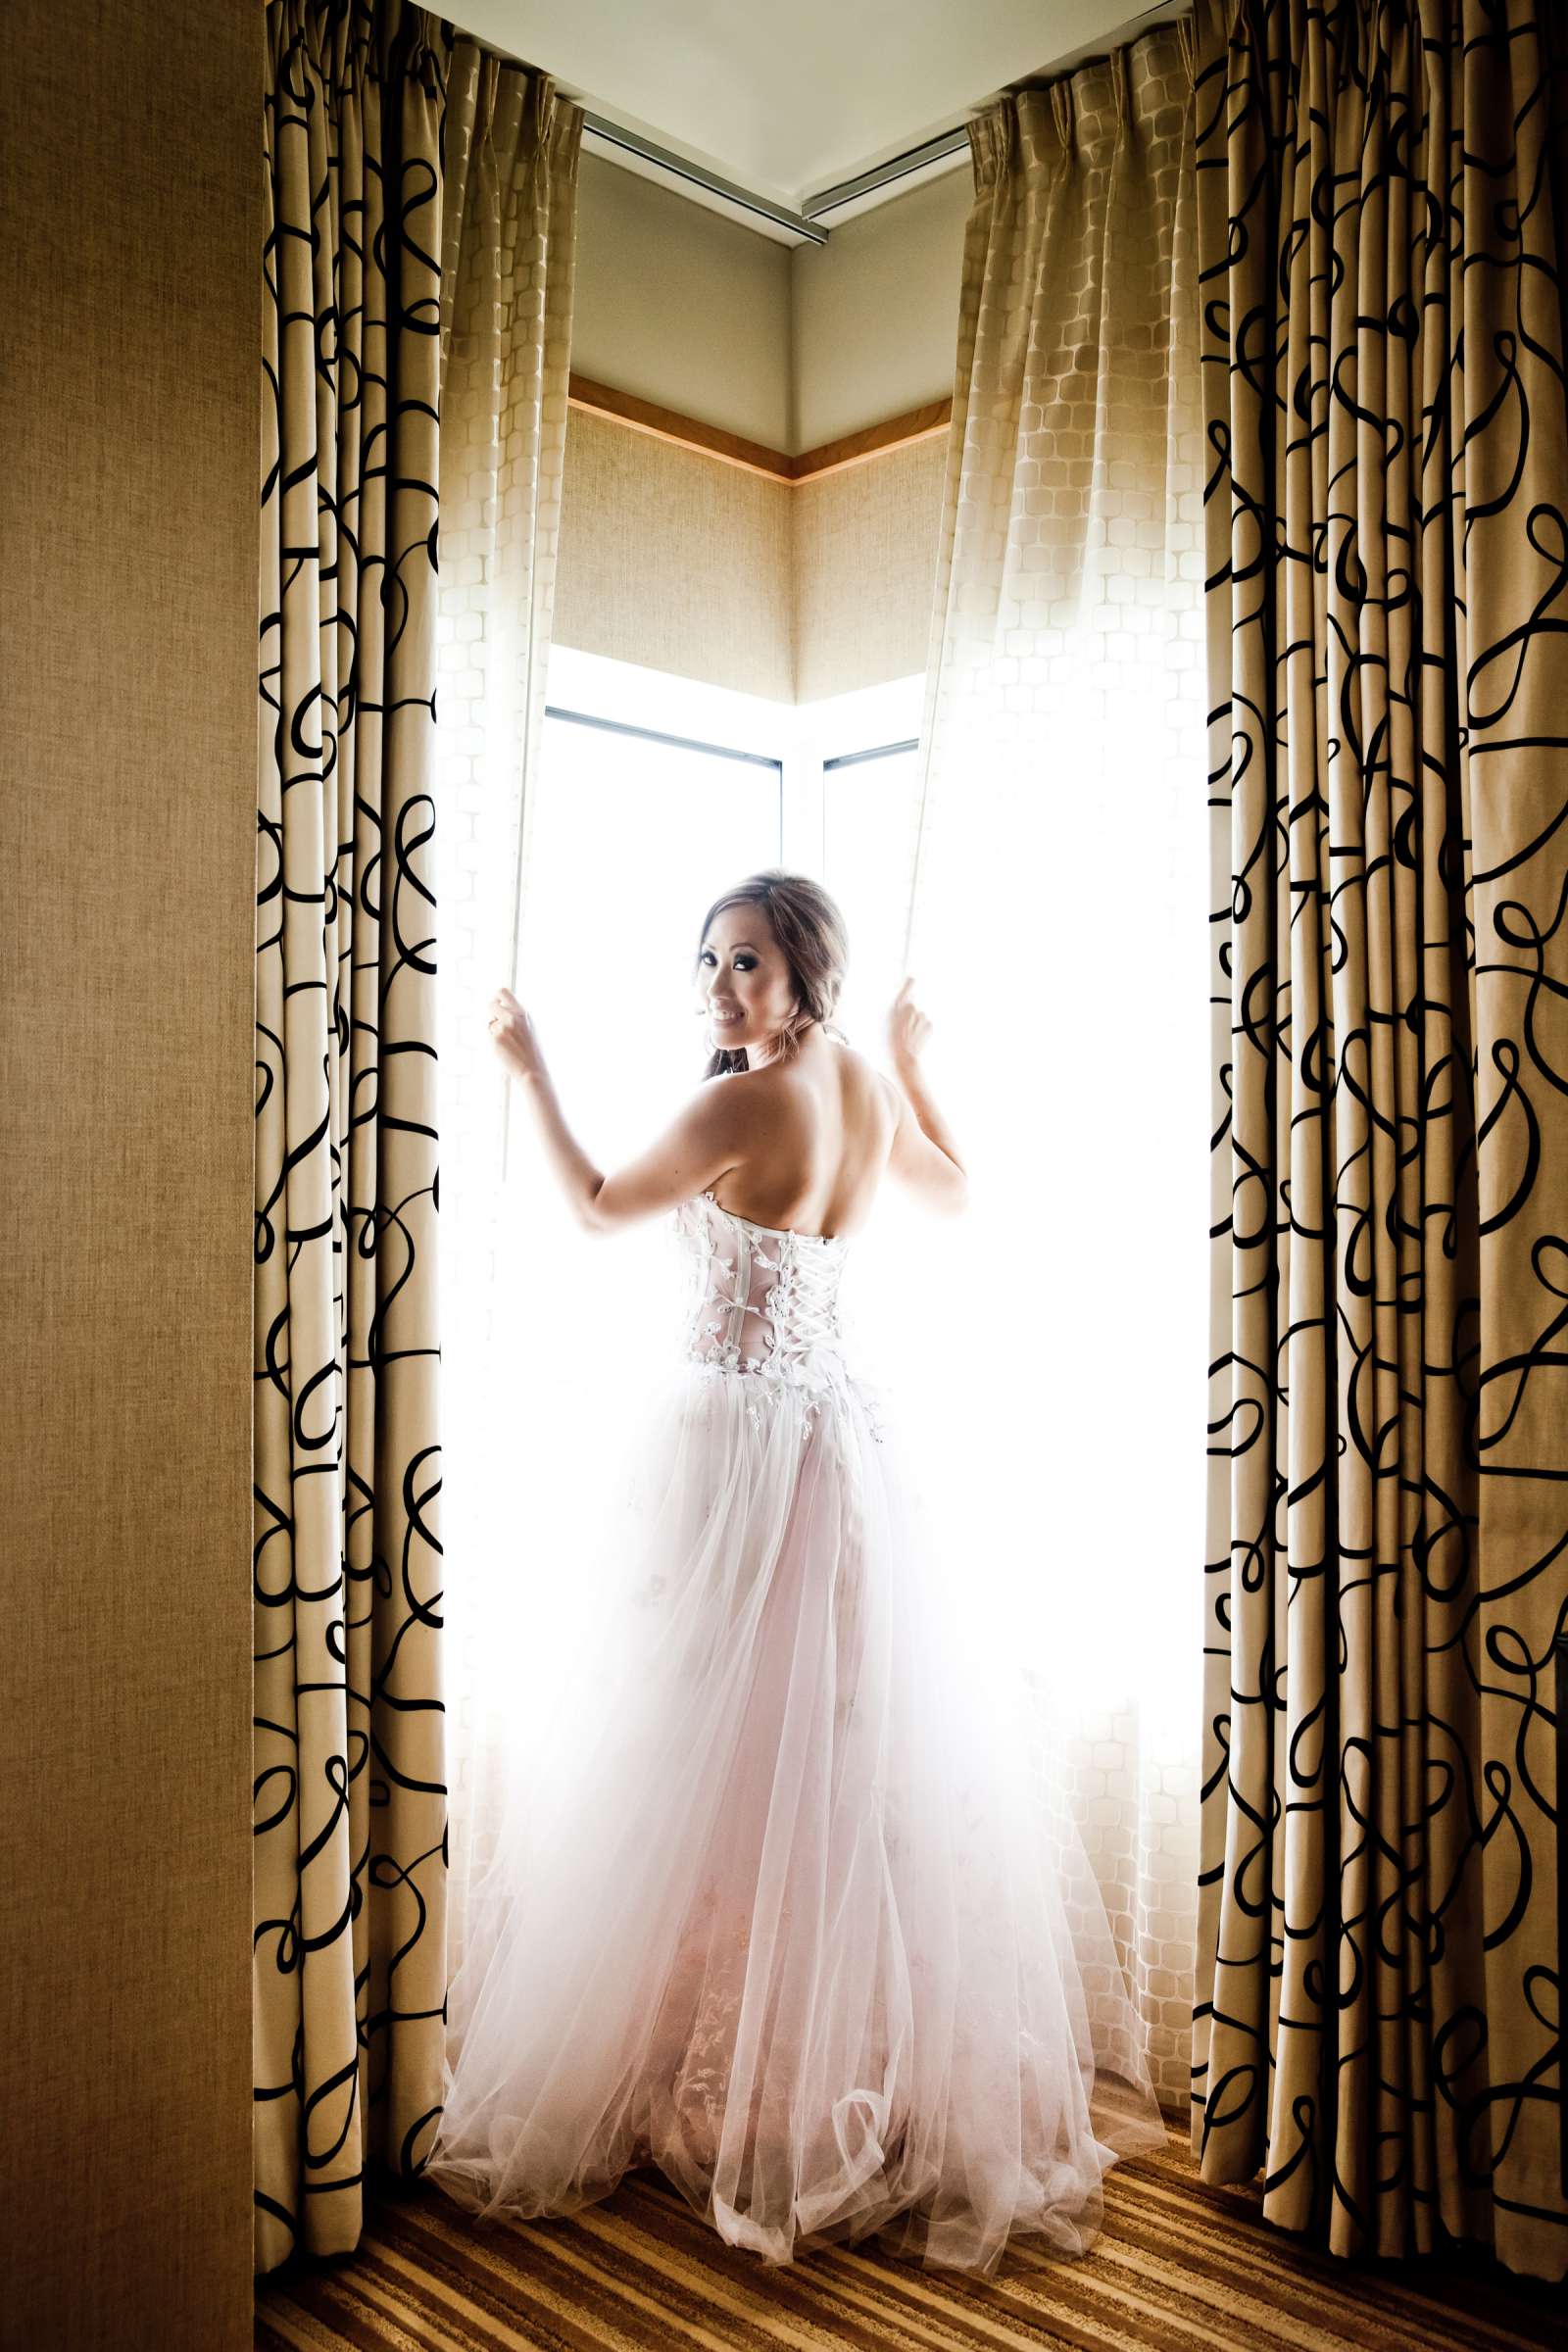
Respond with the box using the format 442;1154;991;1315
707;1040;898;1241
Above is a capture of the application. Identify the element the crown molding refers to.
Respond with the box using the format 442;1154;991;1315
567;374;952;484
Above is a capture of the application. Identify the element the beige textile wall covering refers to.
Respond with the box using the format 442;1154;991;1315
257;0;449;2272
1193;0;1568;2282
1;0;260;2344
554;410;796;701
793;439;949;703
553;420;948;704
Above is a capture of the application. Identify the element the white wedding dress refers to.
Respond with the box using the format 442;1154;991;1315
425;1186;1166;2275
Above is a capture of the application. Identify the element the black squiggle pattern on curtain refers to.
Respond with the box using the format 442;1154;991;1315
1193;0;1568;2282
257;0;446;2271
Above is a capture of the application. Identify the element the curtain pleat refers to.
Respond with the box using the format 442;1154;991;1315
898;24;1210;2120
1194;0;1568;2281
432;43;580;1200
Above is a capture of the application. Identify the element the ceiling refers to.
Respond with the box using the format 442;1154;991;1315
455;0;1179;219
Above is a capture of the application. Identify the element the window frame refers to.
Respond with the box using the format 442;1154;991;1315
539;647;926;887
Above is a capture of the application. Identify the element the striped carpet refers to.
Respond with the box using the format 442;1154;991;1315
256;2130;1560;2350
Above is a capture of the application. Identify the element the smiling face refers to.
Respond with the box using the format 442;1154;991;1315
698;902;802;1061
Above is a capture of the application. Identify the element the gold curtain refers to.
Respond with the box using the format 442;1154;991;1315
901;22;1209;2121
434;50;581;1189
256;0;446;2271
1194;0;1568;2281
257;1;579;2270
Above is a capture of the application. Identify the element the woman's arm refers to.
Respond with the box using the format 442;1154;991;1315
490;988;746;1234
884;978;967;1214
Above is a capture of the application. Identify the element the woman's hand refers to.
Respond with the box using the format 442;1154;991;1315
488;986;548;1084
886;976;932;1073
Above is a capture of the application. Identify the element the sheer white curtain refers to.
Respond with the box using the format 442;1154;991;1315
432;48;582;1975
882;24;1208;2114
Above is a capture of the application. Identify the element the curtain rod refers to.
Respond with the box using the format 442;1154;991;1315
580;112;828;245
802;127;972;220
580;113;984;243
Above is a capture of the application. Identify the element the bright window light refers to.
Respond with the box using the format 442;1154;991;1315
442;644;1204;1853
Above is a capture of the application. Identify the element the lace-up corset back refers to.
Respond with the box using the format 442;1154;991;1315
676;1191;851;1386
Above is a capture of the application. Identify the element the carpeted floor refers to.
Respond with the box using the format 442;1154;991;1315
255;2128;1561;2351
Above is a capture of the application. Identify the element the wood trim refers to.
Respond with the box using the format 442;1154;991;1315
566;372;953;485
789;400;953;481
566;374;793;479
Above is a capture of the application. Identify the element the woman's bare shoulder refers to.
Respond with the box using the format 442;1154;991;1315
833;1038;899;1102
828;1038;875;1074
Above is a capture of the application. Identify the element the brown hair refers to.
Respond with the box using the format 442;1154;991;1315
694;870;851;1078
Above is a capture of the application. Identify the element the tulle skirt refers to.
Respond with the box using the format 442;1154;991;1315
426;1340;1166;2275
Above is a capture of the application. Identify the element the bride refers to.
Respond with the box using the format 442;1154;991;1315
425;867;1165;2275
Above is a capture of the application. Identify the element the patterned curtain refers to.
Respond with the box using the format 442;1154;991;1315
256;3;578;2271
898;23;1209;2119
1194;0;1568;2282
257;0;447;2270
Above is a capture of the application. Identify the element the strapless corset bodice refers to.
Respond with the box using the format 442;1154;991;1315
674;1190;853;1391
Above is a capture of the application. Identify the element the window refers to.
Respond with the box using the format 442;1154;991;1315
519;651;927;1142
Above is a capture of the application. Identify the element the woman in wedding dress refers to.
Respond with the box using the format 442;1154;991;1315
425;868;1165;2276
